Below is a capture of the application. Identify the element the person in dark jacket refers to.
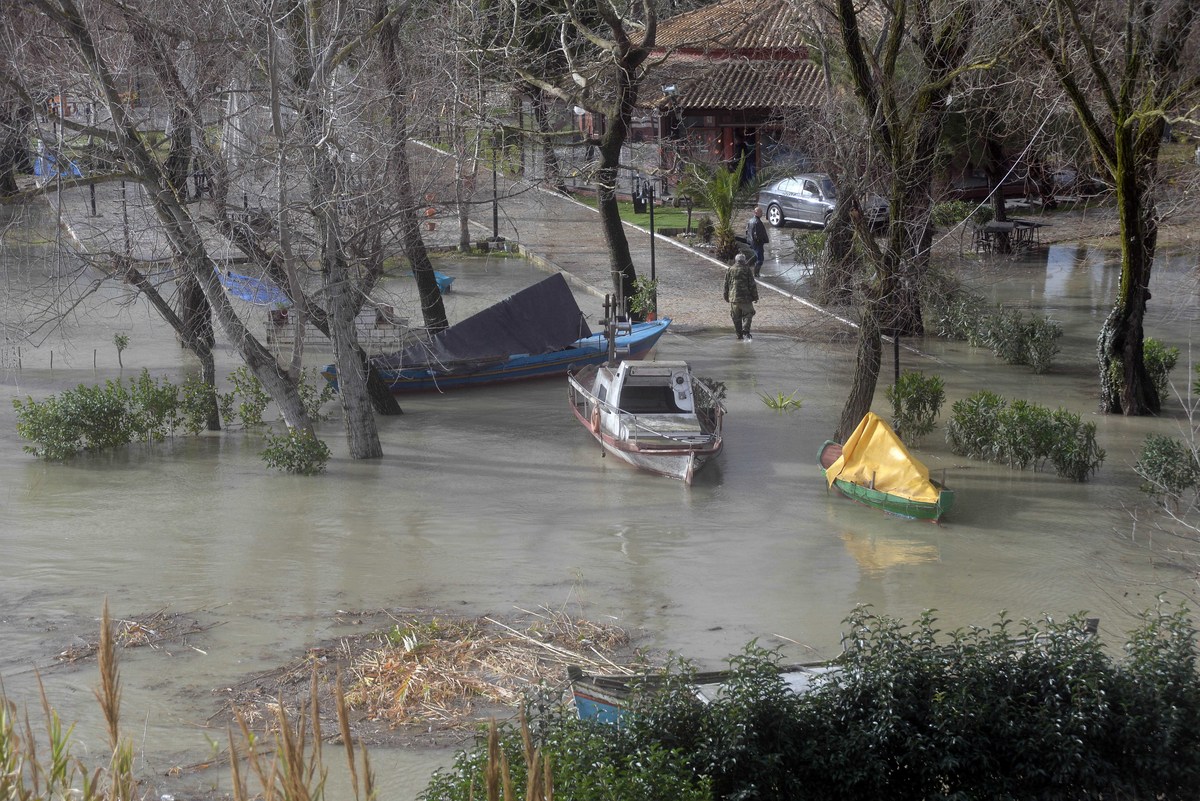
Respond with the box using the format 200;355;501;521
746;206;770;276
723;254;759;341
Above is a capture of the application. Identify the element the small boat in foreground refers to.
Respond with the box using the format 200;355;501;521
321;274;670;394
819;412;955;521
567;358;724;484
567;663;837;724
569;617;1097;724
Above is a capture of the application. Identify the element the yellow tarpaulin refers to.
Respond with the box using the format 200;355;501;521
825;412;941;503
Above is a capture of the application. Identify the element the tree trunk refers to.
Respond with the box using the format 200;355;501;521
529;87;566;193
0;89;32;197
836;311;883;442
815;201;856;305
1097;133;1160;415
302;103;381;458
164;104;191;199
123;257;221;431
378;6;449;333
596;137;638;313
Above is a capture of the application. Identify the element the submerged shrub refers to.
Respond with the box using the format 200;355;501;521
1144;337;1179;400
885;370;944;446
261;428;331;475
179;373;218;435
947;391;1104;481
1135;434;1200;501
13;370;177;460
946;390;1007;461
219;366;270;429
424;605;1200;801
1047;408;1105;482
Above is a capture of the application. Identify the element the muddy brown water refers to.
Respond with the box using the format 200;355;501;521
1;210;1198;798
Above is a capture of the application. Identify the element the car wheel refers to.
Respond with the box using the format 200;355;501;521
766;204;784;227
822;211;833;229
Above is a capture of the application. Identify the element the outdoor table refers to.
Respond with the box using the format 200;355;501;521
974;219;1050;253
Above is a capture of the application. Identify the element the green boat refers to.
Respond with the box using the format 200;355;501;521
819;412;955;522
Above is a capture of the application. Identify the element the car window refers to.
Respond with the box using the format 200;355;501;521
819;178;837;199
801;180;818;197
777;178;799;194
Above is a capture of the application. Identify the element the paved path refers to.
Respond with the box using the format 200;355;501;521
473;171;855;341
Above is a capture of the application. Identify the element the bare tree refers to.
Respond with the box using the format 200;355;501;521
497;0;658;307
1015;0;1200;416
826;0;983;441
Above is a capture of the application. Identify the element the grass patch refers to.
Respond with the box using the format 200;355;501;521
571;193;716;230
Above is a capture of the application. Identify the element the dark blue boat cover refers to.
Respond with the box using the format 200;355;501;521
373;273;592;370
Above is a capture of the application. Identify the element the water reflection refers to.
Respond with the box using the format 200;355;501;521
839;529;941;575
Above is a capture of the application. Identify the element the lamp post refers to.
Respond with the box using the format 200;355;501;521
647;178;657;316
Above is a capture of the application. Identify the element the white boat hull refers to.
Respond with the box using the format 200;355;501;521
567;362;723;485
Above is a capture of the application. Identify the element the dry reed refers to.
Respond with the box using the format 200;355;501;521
344;607;630;728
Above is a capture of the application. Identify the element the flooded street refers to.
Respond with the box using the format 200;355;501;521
2;207;1198;798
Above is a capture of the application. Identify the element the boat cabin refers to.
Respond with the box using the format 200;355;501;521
594;361;696;414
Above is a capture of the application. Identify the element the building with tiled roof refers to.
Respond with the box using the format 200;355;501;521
631;0;829;182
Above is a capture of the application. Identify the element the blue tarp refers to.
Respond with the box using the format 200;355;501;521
34;154;83;178
217;269;292;306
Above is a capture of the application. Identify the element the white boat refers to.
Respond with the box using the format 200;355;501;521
567;358;724;484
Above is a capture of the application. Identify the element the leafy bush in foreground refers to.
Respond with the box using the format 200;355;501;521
423;604;1200;801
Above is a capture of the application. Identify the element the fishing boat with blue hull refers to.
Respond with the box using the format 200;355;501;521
569;618;1098;724
820;412;955;521
321;274;669;394
568;663;839;725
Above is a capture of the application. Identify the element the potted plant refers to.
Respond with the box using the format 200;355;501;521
629;276;659;320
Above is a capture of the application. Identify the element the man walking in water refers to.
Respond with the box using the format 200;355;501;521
746;205;769;277
723;254;759;341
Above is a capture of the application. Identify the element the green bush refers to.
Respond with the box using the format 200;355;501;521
1144;337;1179;399
427;605;1200;800
13;370;178;460
1022;315;1064;373
945;390;1007;461
179;374;218;434
1135;434;1200;501
299;367;335;422
978;307;1062;372
930;199;975;228
260;428;331;475
422;692;711;801
947;391;1104;481
928;291;991;341
922;283;1062;373
1047;407;1105;482
885;370;944;446
219;366;270;429
791;230;826;265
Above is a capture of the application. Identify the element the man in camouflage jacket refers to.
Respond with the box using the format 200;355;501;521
722;254;759;341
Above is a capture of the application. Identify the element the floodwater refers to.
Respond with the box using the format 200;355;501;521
2;206;1199;798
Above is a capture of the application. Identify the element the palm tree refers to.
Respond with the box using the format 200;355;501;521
680;156;759;262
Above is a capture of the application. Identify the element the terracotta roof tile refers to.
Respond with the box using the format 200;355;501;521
654;0;810;56
646;58;826;110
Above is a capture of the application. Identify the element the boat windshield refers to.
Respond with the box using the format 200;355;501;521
620;385;687;414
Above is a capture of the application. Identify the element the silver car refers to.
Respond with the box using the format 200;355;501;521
758;173;888;229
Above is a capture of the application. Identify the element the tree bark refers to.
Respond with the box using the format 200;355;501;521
379;6;449;334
